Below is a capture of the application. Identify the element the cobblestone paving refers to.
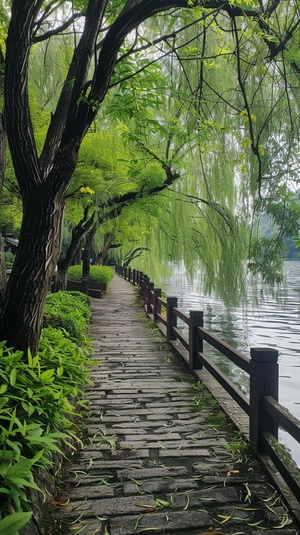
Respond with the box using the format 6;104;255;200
55;276;300;535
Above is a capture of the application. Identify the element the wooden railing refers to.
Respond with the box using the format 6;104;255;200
117;265;300;503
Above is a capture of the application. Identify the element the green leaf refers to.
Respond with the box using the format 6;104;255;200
40;369;55;383
6;458;35;478
8;477;40;491
0;384;7;394
9;369;16;387
0;512;32;535
0;487;11;494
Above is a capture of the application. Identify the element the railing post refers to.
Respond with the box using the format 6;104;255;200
153;289;162;321
146;282;154;315
250;347;279;453
128;267;132;282
166;297;178;340
189;311;203;370
138;271;144;290
141;276;149;304
132;269;137;286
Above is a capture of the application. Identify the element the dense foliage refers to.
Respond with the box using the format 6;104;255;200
0;291;92;533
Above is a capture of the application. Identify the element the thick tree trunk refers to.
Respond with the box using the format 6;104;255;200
0;109;7;305
0;236;6;308
0;185;64;355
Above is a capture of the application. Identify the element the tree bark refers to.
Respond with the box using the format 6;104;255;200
0;112;6;306
0;236;6;309
0;183;65;355
0;40;7;305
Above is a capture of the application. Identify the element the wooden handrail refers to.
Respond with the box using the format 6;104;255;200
199;327;250;373
117;265;300;501
264;396;300;443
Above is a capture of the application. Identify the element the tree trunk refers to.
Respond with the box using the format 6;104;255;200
0;109;7;306
0;235;6;309
56;206;95;291
56;256;69;293
81;222;97;292
0;184;64;355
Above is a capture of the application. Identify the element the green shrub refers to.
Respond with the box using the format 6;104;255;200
0;292;92;529
89;265;114;285
68;264;114;285
4;251;14;264
66;264;82;281
43;291;91;344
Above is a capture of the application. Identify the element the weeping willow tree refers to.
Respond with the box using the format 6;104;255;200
111;2;300;303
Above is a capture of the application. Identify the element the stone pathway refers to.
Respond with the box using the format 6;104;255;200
55;275;299;534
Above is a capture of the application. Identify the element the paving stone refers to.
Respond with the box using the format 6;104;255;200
66;483;115;499
111;448;150;458
70;460;144;470
66;474;115;485
123;477;198;495
113;420;177;428
110;510;212;534
159;448;211;457
119;438;226;449
146;413;177;420
89;415;143;422
106;407;188;415
116;466;188;480
156;424;204;433
166;486;240;507
124;433;181;441
145;401;192;408
60;494;157;518
78;450;105;459
193;461;231;474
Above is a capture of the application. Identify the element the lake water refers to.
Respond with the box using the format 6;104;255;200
161;260;300;467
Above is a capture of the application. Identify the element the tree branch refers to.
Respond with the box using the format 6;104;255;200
32;12;82;43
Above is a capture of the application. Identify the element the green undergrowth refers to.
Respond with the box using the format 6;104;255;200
0;291;92;534
67;264;114;285
43;290;91;345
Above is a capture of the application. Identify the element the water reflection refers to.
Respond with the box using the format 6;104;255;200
162;260;300;467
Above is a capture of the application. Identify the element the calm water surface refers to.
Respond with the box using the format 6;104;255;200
162;260;300;466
